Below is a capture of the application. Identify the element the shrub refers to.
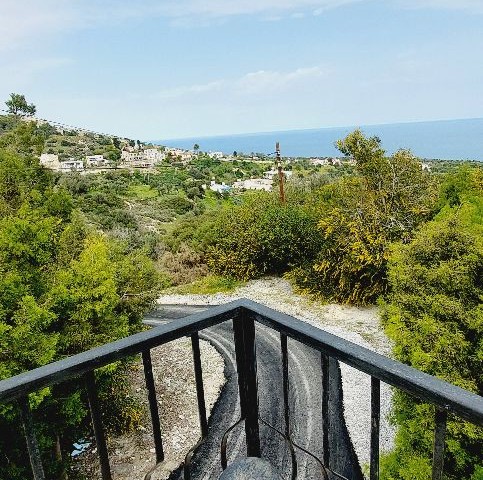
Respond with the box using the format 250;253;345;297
159;243;209;285
204;192;322;280
380;198;483;480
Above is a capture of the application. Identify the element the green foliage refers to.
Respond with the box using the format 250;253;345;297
159;243;208;285
303;132;438;304
0;120;46;156
380;183;483;479
201;192;322;280
5;93;36;116
0;147;160;478
128;183;159;199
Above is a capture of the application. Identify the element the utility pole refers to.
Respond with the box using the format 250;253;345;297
276;142;286;203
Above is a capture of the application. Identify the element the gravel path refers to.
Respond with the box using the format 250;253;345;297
157;277;396;469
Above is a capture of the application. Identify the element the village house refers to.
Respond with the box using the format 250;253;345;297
60;159;84;172
164;147;193;163
208;151;224;160
263;170;293;181
207;179;231;194
85;154;107;168
144;148;166;163
121;151;145;163
309;158;329;166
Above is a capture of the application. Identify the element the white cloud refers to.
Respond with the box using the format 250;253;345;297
149;65;328;101
151;81;225;100
0;0;364;50
235;66;327;93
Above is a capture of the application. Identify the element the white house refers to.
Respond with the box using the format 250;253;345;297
209;180;231;194
60;159;84;172
208;151;224;159
85;155;105;167
263;170;293;181
121;151;145;163
144;148;165;163
310;158;329;166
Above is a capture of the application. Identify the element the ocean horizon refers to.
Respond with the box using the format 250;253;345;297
153;118;483;161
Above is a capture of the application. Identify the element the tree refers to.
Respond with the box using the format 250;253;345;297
201;192;322;280
0;146;160;479
5;93;36;117
380;188;483;480
305;131;438;304
193;143;200;153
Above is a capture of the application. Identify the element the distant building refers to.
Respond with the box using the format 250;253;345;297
60;159;84;172
310;158;329;166
208;180;231;194
263;170;293;180
144;148;165;163
208;151;224;160
233;178;272;192
165;147;192;163
85;154;105;167
421;162;431;172
121;151;144;163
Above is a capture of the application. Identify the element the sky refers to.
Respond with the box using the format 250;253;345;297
1;0;482;140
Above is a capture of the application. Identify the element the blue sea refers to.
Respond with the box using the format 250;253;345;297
156;118;483;160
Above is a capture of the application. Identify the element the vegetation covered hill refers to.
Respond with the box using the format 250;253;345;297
0;94;481;479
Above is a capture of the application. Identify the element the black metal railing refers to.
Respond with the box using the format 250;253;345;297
0;299;482;480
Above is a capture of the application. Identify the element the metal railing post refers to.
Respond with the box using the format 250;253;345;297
370;377;380;480
191;332;208;437
142;349;164;463
321;353;330;468
85;371;112;480
432;409;447;480
233;309;261;457
19;397;46;480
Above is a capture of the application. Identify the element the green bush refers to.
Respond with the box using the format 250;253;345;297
204;192;322;280
299;132;438;304
0;147;161;479
380;195;483;479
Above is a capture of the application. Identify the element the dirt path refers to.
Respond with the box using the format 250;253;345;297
157;277;396;468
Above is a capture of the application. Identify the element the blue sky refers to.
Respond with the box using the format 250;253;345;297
1;0;482;140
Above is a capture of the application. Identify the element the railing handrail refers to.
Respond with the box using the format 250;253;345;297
1;298;482;426
243;299;483;425
0;301;242;404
